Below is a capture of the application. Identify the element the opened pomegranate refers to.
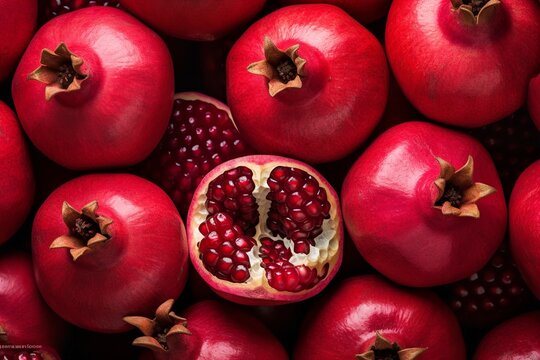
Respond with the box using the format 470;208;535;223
43;0;120;20
342;121;507;287
120;0;266;41
386;0;540;127
530;74;540;130
32;174;189;332
142;92;251;216
0;101;34;245
12;7;174;170
124;299;288;360
510;160;540;300
226;4;388;163
0;252;67;349
0;346;60;360
187;155;343;305
473;311;540;359
294;275;466;360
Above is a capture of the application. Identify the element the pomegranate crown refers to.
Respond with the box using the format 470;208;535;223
451;0;501;25
356;332;426;360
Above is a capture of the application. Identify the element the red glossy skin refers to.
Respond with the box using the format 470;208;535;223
474;311;540;359
120;0;266;41
294;275;466;360
12;7;174;170
0;252;68;349
342;121;507;287
0;0;36;81
277;0;392;24
138;301;288;360
0;102;34;245
530;74;540;130
32;174;189;333
510;160;540;299
227;4;389;163
386;0;540;127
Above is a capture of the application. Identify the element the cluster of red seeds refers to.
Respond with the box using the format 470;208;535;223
45;0;120;19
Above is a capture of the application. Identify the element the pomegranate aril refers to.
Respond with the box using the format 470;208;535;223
44;0;120;20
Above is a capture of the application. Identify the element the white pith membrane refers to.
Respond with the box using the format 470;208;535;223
190;161;340;294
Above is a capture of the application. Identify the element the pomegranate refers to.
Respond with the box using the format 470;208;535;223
0;0;36;81
120;0;266;41
342;121;507;287
42;0;120;21
0;346;60;360
0;101;35;245
187;155;343;305
32;174;189;333
385;0;540;127
12;7;174;170
473;311;540;359
142;92;251;216
294;275;466;360
530;74;540;130
276;0;392;24
0;252;67;349
124;299;288;360
510;160;540;300
226;4;389;163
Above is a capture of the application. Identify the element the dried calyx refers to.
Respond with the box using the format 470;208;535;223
247;36;306;97
124;299;191;352
27;43;88;101
451;0;501;25
50;201;113;261
433;155;496;218
356;332;426;360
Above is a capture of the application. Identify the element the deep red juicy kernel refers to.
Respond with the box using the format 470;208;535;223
45;0;120;19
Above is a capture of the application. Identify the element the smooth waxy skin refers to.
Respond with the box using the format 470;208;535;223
32;174;189;332
474;312;540;359
0;101;34;245
342;121;507;287
510;160;540;299
12;7;174;170
294;275;466;360
530;75;540;130
386;0;540;127
227;4;388;163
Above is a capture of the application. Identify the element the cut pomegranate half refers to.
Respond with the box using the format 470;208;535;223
187;155;343;305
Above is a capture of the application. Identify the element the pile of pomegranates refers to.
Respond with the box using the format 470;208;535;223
0;0;538;359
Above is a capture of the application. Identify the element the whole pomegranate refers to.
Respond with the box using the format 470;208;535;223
530;74;540;130
342;121;507;287
294;275;466;360
124;299;288;360
120;0;266;41
227;4;389;163
32;174;189;333
0;0;36;81
187;155;343;305
510;160;540;299
0;101;35;245
0;252;67;349
386;0;540;127
12;7;174;170
473;311;540;359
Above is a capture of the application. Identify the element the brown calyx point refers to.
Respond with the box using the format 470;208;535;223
50;201;113;261
27;43;88;101
124;299;191;353
433;155;496;218
0;326;7;344
247;36;306;97
356;332;427;360
451;0;501;25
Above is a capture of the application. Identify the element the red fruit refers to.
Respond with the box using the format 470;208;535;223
342;121;507;287
473;311;540;359
386;0;540;127
0;102;34;245
530;74;540;130
294;275;466;360
12;7;174;170
226;4;389;163
120;0;266;41
32;174;189;332
187;155;343;305
0;0;36;81
276;0;392;24
124;299;288;360
510;160;540;300
143;92;250;215
0;252;67;349
43;0;120;20
0;347;60;360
